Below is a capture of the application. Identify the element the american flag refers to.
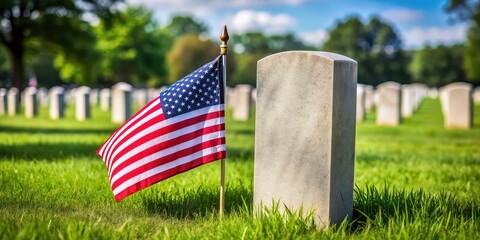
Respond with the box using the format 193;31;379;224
97;56;226;201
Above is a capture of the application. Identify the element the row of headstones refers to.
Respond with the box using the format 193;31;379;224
0;83;158;122
0;83;258;123
356;82;480;128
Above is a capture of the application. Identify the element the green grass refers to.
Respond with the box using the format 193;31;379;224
0;99;479;239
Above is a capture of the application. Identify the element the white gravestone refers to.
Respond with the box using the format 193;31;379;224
401;85;415;117
49;87;65;120
0;88;6;115
233;84;252;121
440;82;473;129
100;88;111;112
112;82;132;123
473;87;480;105
357;84;365;122
75;86;91;121
90;88;99;106
255;51;357;227
376;81;402;126
24;87;38;118
7;88;19;116
364;85;374;112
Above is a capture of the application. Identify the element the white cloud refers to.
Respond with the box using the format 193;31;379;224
126;0;307;17
299;29;328;46
380;8;423;23
403;24;467;49
229;10;297;33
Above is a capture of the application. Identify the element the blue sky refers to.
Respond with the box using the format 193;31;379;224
126;0;467;49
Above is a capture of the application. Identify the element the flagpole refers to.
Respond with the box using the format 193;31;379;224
219;25;229;217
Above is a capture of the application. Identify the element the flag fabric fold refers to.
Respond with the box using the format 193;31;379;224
97;56;226;201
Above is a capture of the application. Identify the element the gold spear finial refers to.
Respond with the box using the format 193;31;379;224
220;25;229;55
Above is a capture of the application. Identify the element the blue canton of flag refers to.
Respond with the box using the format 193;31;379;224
160;57;224;118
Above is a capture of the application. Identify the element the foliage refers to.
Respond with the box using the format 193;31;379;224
232;32;311;55
0;0;123;89
166;35;220;84
230;53;261;87
445;0;480;82
166;15;208;39
95;7;171;87
323;16;410;86
409;44;466;87
0;48;9;88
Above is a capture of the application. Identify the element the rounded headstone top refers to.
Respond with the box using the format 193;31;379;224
76;86;91;93
443;82;472;91
0;88;6;95
8;87;19;94
25;87;37;94
50;86;65;94
377;81;401;90
112;82;133;91
235;84;253;91
258;51;357;64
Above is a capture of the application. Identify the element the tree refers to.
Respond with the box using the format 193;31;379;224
323;16;409;86
231;32;311;55
445;0;480;82
0;0;122;89
95;7;171;86
166;15;208;38
409;44;466;87
167;34;236;85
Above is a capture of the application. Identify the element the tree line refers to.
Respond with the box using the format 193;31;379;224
0;0;479;89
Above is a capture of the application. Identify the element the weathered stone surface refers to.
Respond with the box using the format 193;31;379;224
7;88;19;116
49;86;65;120
255;51;357;227
112;82;132;123
232;84;252;121
376;81;402;126
24;87;38;118
440;82;473;129
75;86;91;121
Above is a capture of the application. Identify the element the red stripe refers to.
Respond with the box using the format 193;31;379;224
111;137;226;190
113;151;226;202
109;123;225;181
105;110;224;169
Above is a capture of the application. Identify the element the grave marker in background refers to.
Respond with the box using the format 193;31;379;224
376;81;401;126
75;86;91;121
0;88;6;115
232;84;252;121
440;82;473;129
49;87;65;120
7;88;19;116
24;87;38;118
112;82;132;123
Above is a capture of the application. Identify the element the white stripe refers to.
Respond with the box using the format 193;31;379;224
110;130;225;184
104;104;224;170
113;144;226;195
99;98;160;159
108;116;224;176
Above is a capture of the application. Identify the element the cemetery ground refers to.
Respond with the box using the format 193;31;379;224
0;99;479;239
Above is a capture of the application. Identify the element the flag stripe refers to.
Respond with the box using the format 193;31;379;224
113;145;226;197
110;124;225;183
106;108;224;175
111;136;225;190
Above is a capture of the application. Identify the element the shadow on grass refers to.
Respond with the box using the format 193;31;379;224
0;125;116;135
141;184;252;219
351;185;480;231
0;143;99;161
227;147;254;160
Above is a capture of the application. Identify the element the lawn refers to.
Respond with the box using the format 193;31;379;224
0;98;479;239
